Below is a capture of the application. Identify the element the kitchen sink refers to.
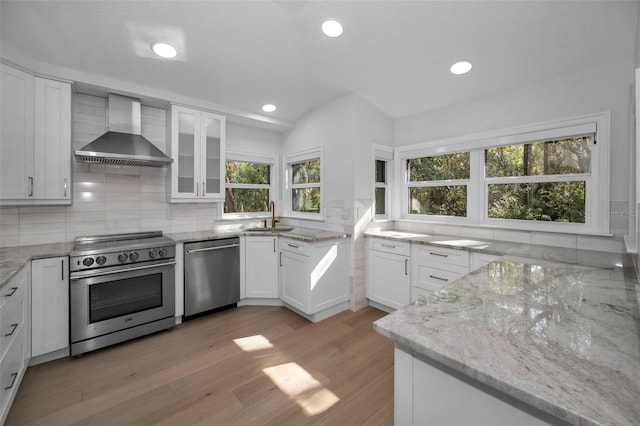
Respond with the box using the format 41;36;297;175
245;227;295;233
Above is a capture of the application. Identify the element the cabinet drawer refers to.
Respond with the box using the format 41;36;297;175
0;285;25;360
1;328;25;420
280;238;310;257
368;238;411;256
413;264;468;293
412;244;469;269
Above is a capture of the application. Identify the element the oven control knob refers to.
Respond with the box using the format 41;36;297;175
118;253;128;263
129;252;139;261
159;248;168;258
82;257;94;267
96;256;107;266
149;250;158;259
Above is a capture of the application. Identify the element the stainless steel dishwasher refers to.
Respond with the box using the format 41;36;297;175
184;237;240;318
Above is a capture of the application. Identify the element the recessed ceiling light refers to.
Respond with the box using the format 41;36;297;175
262;104;276;113
322;19;343;38
450;60;473;75
151;42;177;59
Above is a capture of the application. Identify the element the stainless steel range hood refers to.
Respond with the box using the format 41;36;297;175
74;94;173;167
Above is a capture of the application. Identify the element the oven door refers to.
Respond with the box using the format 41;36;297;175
70;260;175;343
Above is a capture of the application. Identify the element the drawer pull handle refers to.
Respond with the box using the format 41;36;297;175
28;176;34;197
287;243;299;249
429;275;449;282
4;287;18;297
4;323;18;337
4;372;18;390
429;252;448;258
279;252;283;267
381;243;396;249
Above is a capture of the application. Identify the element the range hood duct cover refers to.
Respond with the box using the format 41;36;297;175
74;94;173;167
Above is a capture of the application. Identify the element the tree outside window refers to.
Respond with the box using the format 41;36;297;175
224;160;271;214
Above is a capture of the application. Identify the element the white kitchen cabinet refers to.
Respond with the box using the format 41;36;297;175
0;63;72;205
1;63;34;200
167;104;225;202
470;252;503;272
366;238;411;311
411;244;469;302
0;264;31;425
279;237;349;321
245;236;278;299
33;77;72;202
31;257;69;359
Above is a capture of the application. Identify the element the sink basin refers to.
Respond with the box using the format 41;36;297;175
245;227;294;233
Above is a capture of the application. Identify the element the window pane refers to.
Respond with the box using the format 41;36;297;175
375;187;386;215
488;181;586;223
375;160;386;183
409;186;467;216
292;187;320;213
224;188;269;213
408;152;470;182
225;161;270;184
292;160;320;184
485;136;592;178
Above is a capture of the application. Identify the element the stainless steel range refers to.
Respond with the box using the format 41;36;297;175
69;231;176;356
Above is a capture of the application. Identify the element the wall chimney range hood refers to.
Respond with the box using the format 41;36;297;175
74;94;173;167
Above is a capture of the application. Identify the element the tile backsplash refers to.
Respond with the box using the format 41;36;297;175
0;93;222;247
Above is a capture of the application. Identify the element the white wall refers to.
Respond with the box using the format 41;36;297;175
394;61;635;236
0;93;282;247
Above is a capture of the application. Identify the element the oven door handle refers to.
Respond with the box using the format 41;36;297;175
185;243;240;254
70;261;176;280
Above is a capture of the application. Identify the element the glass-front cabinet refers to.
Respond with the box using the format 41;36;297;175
167;104;225;201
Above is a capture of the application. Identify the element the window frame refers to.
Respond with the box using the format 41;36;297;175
395;112;610;235
284;147;324;220
222;151;278;219
373;144;393;221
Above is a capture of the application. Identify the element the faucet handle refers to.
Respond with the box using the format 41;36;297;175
262;219;268;228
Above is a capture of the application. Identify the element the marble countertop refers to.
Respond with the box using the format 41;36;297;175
374;257;640;425
0;227;349;287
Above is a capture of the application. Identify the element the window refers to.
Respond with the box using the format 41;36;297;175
407;152;470;217
285;148;323;218
485;136;591;223
397;113;609;234
373;145;393;220
224;153;276;217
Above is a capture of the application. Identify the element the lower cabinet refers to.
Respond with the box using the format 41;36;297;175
366;238;411;311
245;236;278;298
278;237;349;321
31;257;69;359
0;264;31;424
410;244;469;303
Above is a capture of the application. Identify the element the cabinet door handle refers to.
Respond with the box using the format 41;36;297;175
4;372;18;390
405;258;408;275
429;252;448;258
4;323;18;337
429;274;449;282
287;243;299;249
64;178;68;197
61;259;64;281
202;182;205;196
4;287;18;297
195;182;199;196
279;251;283;267
28;176;34;197
381;243;396;249
273;238;276;253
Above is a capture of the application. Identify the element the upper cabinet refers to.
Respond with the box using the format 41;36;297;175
0;64;71;205
167;104;225;202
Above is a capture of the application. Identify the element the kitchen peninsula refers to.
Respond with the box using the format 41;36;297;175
374;250;640;425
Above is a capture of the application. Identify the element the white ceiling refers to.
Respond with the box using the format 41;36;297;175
0;1;637;126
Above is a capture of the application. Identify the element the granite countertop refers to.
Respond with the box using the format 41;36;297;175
0;227;349;287
374;257;640;425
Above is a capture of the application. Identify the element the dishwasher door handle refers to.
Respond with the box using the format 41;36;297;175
185;243;240;254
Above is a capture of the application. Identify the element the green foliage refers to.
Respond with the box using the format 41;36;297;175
292;188;321;213
224;161;270;213
408;152;470;181
409;186;467;216
292;160;320;184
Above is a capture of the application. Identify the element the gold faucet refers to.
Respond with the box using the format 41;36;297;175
270;200;280;228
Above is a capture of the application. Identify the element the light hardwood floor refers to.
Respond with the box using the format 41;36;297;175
6;306;394;425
